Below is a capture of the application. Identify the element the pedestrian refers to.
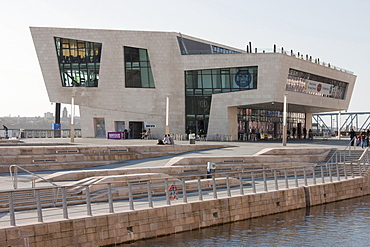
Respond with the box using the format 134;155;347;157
163;134;170;144
349;129;356;146
308;129;313;140
144;129;151;139
361;130;367;148
2;125;8;138
303;128;307;139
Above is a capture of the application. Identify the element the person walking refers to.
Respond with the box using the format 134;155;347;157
349;129;356;146
2;125;8;139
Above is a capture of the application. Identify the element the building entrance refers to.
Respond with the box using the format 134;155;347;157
237;109;305;140
129;121;143;139
94;118;106;138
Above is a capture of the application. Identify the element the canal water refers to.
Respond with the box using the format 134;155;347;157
120;195;370;247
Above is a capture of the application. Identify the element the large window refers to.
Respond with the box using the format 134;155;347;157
286;68;348;99
55;37;101;87
124;46;155;88
185;67;258;134
177;36;241;55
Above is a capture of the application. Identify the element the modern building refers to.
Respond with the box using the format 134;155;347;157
30;27;356;140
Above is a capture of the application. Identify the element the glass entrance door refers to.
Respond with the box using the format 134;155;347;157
94;118;106;138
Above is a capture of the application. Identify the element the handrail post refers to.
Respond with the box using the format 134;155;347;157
226;174;231;197
344;162;348;180
329;164;333;182
85;186;92;216
321;166;325;184
14;166;18;189
36;190;43;222
9;191;16;226
62;187;68;219
274;170;279;191
239;173;244;195
147;181;153;208
350;162;354;178
336;164;340;181
128;182;134;210
312;167;316;185
251;172;256;193
107;183;114;213
304;169;308;186
197;177;203;201
263;170;268;192
284;170;289;189
212;175;217;199
165;179;170;205
181;178;187;203
294;169;298;187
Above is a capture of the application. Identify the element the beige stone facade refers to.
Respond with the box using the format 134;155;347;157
30;27;356;139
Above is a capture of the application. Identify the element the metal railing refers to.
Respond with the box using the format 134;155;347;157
9;165;59;190
1;159;369;227
0;129;82;139
325;137;364;165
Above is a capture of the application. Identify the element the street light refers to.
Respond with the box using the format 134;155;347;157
282;93;288;146
165;95;170;134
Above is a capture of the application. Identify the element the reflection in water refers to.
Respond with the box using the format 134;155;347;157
119;195;370;247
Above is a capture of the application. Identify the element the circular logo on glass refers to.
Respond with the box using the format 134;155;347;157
234;70;252;88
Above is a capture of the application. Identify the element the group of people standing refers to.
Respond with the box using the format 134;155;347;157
350;129;369;148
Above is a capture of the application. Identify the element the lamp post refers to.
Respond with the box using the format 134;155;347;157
338;111;341;140
282;93;288;146
165;95;170;134
70;95;75;143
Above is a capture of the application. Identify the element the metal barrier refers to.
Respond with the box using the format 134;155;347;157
1;157;369;227
0;129;82;139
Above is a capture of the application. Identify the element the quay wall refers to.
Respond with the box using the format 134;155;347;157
1;176;369;246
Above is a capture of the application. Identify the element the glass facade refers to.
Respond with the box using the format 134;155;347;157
237;109;306;140
185;67;258;134
55;37;101;87
286;69;348;99
124;46;155;88
177;37;241;55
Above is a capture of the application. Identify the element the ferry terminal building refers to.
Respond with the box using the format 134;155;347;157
30;27;356;140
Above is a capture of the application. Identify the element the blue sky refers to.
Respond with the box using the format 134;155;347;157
1;0;369;116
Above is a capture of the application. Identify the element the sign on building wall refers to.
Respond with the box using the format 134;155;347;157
303;80;333;95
